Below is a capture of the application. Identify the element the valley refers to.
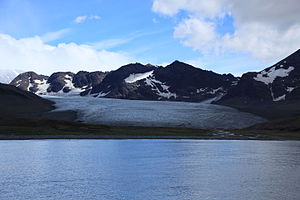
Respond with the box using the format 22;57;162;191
0;50;299;140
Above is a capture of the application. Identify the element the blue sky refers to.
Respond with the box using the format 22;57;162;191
0;0;299;75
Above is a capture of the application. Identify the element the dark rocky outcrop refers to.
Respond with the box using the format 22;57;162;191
47;72;74;93
73;71;107;88
84;63;157;98
0;83;54;118
150;61;237;101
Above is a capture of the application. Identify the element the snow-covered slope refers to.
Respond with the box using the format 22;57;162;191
254;66;294;85
125;70;154;83
143;74;177;99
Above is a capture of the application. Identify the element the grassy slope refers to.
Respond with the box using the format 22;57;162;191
0;117;214;139
233;115;300;140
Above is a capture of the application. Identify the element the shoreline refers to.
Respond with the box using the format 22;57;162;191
0;120;298;140
0;134;290;141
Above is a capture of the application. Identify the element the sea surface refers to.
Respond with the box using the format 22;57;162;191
47;96;266;129
0;140;299;200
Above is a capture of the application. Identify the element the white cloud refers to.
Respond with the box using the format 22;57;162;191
74;16;88;24
153;0;300;63
174;18;216;51
91;30;164;50
152;0;224;18
221;23;300;62
74;15;101;24
0;33;132;75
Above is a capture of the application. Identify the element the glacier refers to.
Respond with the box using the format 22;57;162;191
46;96;267;129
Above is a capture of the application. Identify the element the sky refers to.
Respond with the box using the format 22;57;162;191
0;0;299;75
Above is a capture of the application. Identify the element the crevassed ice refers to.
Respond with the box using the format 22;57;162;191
254;66;294;85
125;70;154;83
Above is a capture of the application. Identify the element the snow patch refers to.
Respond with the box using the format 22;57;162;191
270;85;298;102
286;87;295;92
208;87;224;94
34;79;49;94
97;91;110;97
144;76;177;99
125;70;154;83
231;81;238;86
254;66;294;85
196;87;224;95
273;94;286;102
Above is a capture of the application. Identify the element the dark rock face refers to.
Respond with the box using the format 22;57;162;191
150;61;237;101
47;72;74;93
73;71;108;89
85;61;238;101
216;49;300;106
85;63;157;98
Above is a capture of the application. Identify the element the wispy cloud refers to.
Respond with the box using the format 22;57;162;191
40;28;71;42
92;29;170;50
152;18;159;24
92;38;132;50
74;15;101;24
89;15;101;20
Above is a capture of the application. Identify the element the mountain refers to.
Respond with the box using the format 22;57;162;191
10;72;49;94
84;61;238;101
215;49;300;119
11;61;238;101
0;83;54;118
6;50;300;119
0;69;21;84
10;71;108;95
